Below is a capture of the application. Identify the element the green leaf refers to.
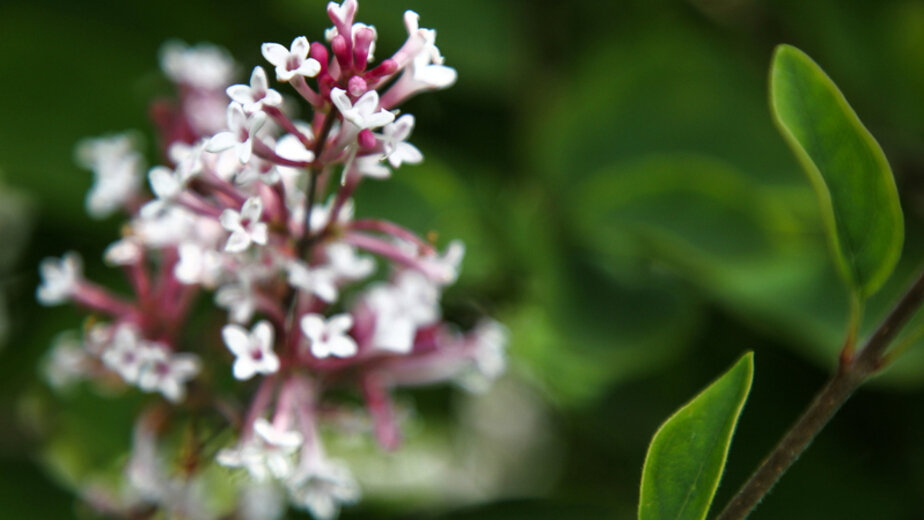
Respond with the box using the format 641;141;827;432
770;44;903;299
638;352;754;520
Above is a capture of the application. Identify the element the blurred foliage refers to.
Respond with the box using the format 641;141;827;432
3;0;924;518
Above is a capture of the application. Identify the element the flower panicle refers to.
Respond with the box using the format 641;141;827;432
39;2;505;519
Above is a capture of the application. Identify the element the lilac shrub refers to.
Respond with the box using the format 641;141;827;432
38;1;507;518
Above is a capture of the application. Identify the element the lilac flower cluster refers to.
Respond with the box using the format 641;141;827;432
39;2;506;518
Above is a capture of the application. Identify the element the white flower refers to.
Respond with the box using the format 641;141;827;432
75;134;144;219
228;66;284;113
286;459;360;520
140;165;187;216
275;133;315;164
36;252;82;305
379;115;423;168
101;325;146;383
355;155;391;179
217;418;303;481
308;197;354;233
424;239;465;285
220;196;269;252
207;102;267;164
168;140;205;180
174;242;224;287
159;40;235;90
261;37;321;82
222;321;280;380
325;243;374;281
137;347;201;403
287;261;338;303
330;88;394;130
404;11;456;89
366;271;440;354
300;313;357;358
133;206;197;248
458;319;509;392
216;277;258;323
43;333;91;390
104;237;143;266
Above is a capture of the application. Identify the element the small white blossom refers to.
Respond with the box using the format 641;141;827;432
300;313;357;359
133;206;198;248
404;11;456;90
159;40;235;90
355;155;391;179
174;242;224;287
43;333;92;390
330;88;394;131
101;325;146;383
309;197;354;233
207;102;267;164
379;115;423;168
136;347;201;403
326;243;374;281
104;237;143;266
75;134;144;219
216;275;259;324
220;196;269;252
458;319;509;393
261;37;321;82
218;418;303;481
168;140;206;180
275;133;315;164
286;459;360;520
37;252;82;305
222;321;280;380
287;261;338;303
366;271;440;354
228;66;284;113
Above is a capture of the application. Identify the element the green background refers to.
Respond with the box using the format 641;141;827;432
2;0;924;517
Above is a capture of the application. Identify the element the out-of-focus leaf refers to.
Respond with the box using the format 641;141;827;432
770;44;903;299
638;352;754;520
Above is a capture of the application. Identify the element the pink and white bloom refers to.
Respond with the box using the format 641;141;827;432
207;102;267;164
261;37;321;82
300;313;357;358
227;66;284;113
220;197;269;252
379;114;422;168
136;347;201;403
222;321;280;380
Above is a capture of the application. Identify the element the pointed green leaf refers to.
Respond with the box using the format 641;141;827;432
639;352;754;520
770;44;903;299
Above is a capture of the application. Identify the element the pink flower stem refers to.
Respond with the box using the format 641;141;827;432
349;219;435;254
263;106;312;147
242;375;278;441
361;372;401;451
72;283;135;317
252;139;313;169
343;231;444;280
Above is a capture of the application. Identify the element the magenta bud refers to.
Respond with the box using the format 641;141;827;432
331;35;352;73
352;27;375;72
309;42;329;74
348;75;368;97
357;129;377;150
366;59;399;83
